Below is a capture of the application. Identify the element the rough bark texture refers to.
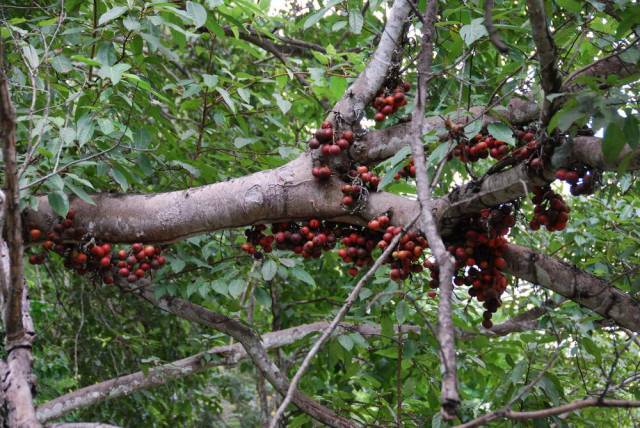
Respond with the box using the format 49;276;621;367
526;0;562;124
503;244;640;332
1;40;41;427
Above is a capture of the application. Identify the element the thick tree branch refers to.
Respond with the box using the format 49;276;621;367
332;0;412;122
526;0;562;124
1;40;41;427
503;244;640;332
456;398;640;427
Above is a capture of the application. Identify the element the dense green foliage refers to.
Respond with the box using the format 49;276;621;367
2;0;640;426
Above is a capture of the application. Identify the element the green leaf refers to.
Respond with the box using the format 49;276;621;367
291;267;315;286
303;0;340;29
557;0;582;13
216;87;236;114
396;300;409;324
228;279;246;298
623;115;639;148
186;1;207;28
48;191;69;217
348;9;363;34
51;55;73;73
603;122;626;164
110;167;129;192
22;45;40;69
460;18;488;46
202;74;218;89
274;93;292;114
65;182;95;206
170;160;200;178
487;122;515;146
548;103;584;132
98;6;128;26
338;335;354;351
261;259;277;281
255;287;271;306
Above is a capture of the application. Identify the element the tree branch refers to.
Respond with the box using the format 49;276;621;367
526;0;563;124
409;0;460;420
130;285;358;428
484;0;509;54
456;398;640;427
0;39;41;427
503;243;640;332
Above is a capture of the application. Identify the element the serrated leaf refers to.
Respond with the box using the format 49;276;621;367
603;122;626;164
291;267;315;286
216;87;236;114
487;122;515;146
228;279;246;298
186;1;207;28
65;182;95;206
98;6;128;26
460;18;488;46
48;191;69;217
261;259;277;281
348;9;363;34
274;93;292;114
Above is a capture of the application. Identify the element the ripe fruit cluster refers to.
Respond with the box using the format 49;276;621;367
394;158;416;180
27;211;165;285
453;134;511;163
308;121;354;157
340;183;364;208
529;185;570;232
242;220;338;259
337;228;380;277
443;205;515;328
372;81;410;122
350;165;380;191
511;131;541;163
555;165;597;196
385;229;428;282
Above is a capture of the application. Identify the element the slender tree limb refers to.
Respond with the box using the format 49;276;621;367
484;0;509;54
268;214;419;427
46;424;122;428
131;286;358;428
526;0;563;124
409;0;459;420
455;398;640;428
